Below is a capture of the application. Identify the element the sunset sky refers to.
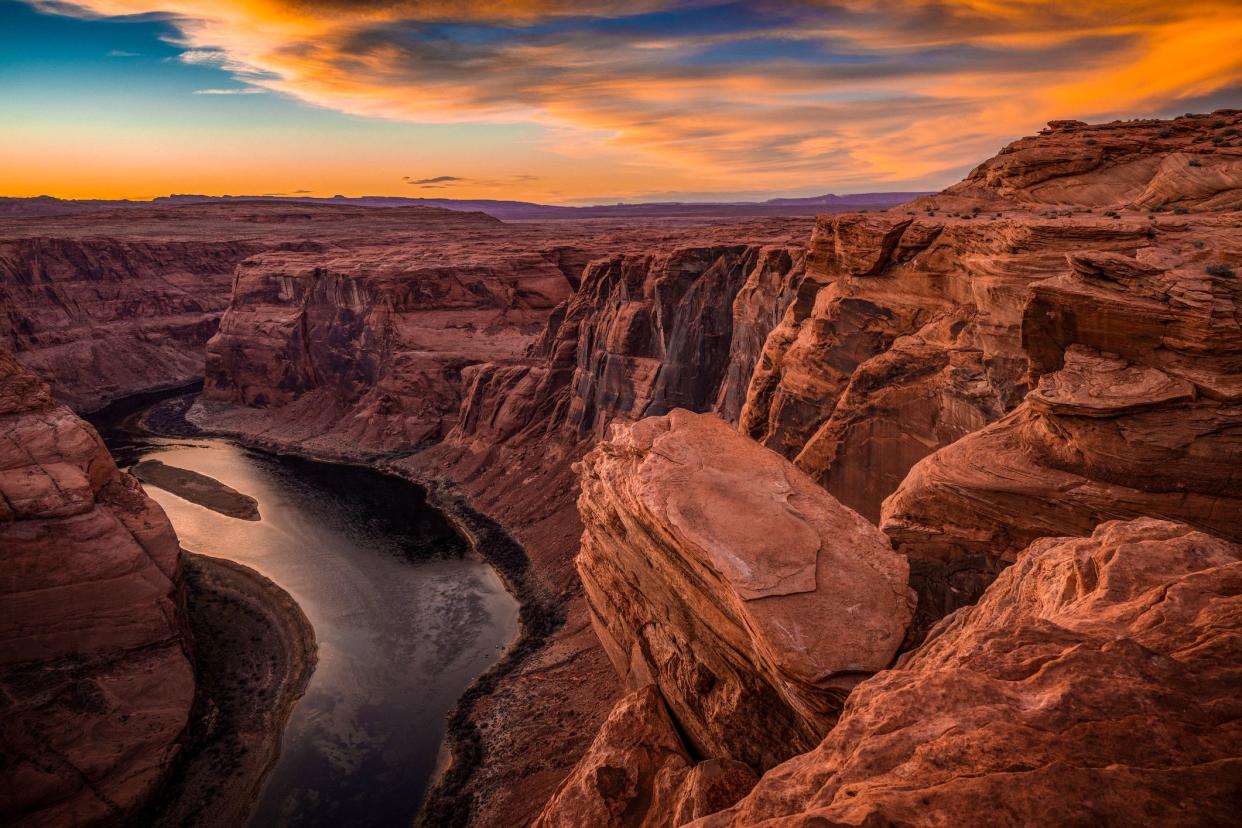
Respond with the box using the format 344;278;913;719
2;0;1241;203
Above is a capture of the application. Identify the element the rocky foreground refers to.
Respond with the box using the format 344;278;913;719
3;110;1241;826
0;348;194;826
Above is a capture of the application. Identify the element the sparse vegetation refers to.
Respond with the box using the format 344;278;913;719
1173;206;1190;215
1206;263;1235;278
1085;137;1098;145
1189;159;1202;167
1156;128;1173;139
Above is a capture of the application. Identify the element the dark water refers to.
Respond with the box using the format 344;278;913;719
94;397;519;827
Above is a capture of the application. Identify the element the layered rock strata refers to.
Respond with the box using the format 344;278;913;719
693;519;1242;827
883;220;1242;634
0;348;195;826
576;410;912;772
0;235;257;411
740;110;1242;526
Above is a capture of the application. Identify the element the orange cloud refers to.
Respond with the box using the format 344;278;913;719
23;1;1242;195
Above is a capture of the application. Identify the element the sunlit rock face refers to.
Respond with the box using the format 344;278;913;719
0;347;194;827
740;111;1242;529
576;410;912;772
883;219;1242;637
940;114;1242;210
692;519;1242;828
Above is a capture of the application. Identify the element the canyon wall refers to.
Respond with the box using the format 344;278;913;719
0;235;257;410
0;348;195;826
884;234;1242;634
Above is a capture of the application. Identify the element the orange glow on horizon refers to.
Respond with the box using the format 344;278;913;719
5;0;1242;201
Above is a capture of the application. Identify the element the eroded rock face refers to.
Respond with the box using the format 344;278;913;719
693;519;1242;828
939;112;1242;210
0;348;194;827
0;234;258;411
740;110;1242;524
576;410;912;771
203;228;575;451
883;218;1242;636
739;214;1136;521
532;685;758;828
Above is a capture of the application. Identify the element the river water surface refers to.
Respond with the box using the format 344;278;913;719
97;404;519;827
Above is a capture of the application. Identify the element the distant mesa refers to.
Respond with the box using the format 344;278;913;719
0;191;931;221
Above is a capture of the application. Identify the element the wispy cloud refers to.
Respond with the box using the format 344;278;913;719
406;175;464;185
106;49;139;57
26;1;1242;193
193;87;264;95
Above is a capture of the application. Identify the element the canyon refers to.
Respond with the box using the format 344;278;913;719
2;110;1241;827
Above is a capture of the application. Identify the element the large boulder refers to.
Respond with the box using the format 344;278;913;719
576;410;912;772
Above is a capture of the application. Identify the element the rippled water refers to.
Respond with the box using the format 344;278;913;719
97;403;519;827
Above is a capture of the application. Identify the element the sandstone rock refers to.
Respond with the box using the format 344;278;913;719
693;519;1242;828
0;234;258;411
532;685;758;828
934;110;1242;210
577;410;912;771
0;348;194;827
884;220;1242;638
739;215;1145;520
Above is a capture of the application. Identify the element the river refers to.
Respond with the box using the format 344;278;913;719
94;396;519;827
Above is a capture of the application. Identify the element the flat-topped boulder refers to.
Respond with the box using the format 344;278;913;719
576;410;912;771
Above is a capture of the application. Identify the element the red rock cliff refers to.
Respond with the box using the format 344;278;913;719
0;348;195;827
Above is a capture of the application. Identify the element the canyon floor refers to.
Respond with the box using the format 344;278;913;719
2;110;1241;827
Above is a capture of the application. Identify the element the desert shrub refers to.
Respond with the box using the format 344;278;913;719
1173;206;1190;214
1156;128;1173;138
1189;159;1203;167
1206;263;1235;278
1211;119;1227;129
1085;137;1098;145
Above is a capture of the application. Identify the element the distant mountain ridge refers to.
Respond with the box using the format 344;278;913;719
0;192;930;220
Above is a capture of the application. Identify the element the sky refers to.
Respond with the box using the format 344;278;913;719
2;0;1241;204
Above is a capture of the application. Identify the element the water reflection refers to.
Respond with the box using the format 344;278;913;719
103;430;518;827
